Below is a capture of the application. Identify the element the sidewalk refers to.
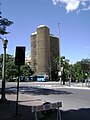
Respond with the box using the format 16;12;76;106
0;93;63;120
0;92;90;120
0;93;45;120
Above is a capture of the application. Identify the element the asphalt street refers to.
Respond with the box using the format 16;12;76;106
1;82;90;110
0;82;90;120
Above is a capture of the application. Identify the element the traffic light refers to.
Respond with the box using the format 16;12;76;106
15;46;26;65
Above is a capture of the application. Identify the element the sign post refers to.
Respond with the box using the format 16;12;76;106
15;46;25;116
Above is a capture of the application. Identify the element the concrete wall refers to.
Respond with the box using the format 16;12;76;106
30;25;59;77
36;26;50;75
31;33;37;72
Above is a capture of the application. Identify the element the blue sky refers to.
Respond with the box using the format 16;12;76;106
0;0;90;64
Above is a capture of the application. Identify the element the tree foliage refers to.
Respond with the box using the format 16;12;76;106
0;3;13;38
20;64;34;76
54;56;89;83
0;54;34;81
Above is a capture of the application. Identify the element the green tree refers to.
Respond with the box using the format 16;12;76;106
72;61;88;82
53;56;89;83
61;57;70;84
53;56;70;83
0;3;13;38
0;54;34;81
6;60;18;81
73;62;82;81
80;59;90;80
20;64;34;77
0;3;13;79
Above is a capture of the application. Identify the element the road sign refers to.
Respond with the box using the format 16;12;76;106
15;46;26;65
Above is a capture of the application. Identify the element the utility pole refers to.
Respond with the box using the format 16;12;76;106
58;23;61;83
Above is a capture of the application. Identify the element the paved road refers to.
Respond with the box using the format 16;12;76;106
0;82;90;120
0;82;90;109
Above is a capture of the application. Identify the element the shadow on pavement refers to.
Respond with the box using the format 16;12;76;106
0;86;72;95
61;108;90;120
0;100;90;120
0;100;34;120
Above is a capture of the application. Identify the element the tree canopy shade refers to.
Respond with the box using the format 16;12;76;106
0;3;13;38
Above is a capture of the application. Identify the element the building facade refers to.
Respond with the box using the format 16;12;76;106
30;25;59;80
25;55;31;66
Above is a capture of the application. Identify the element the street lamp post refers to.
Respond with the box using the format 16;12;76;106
0;38;8;102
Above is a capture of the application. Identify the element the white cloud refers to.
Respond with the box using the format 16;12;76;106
81;1;86;7
66;0;80;12
82;5;90;10
52;0;90;13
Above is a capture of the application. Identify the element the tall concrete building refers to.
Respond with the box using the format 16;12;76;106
30;25;59;80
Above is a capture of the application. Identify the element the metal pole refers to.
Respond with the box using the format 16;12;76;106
1;47;6;101
69;64;71;87
16;65;20;116
0;38;8;102
82;70;83;87
58;23;61;83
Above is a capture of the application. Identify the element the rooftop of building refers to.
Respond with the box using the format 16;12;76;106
31;31;37;35
37;24;47;28
31;25;59;39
